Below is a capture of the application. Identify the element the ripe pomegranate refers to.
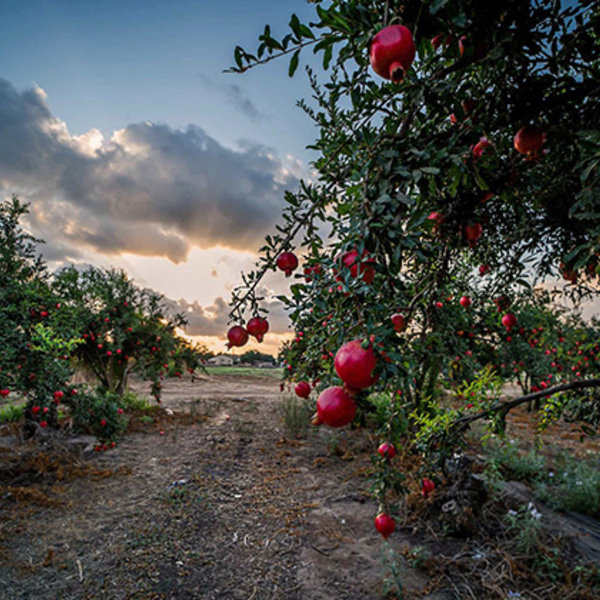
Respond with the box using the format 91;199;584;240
53;390;64;403
391;313;406;332
294;381;311;399
316;386;357;427
377;442;396;459
421;478;436;497
459;296;472;308
514;126;546;157
338;248;375;284
502;313;517;329
0;389;9;398
276;252;299;277
334;340;378;390
370;25;415;83
464;223;483;246
246;317;269;342
227;325;249;348
472;137;493;160
374;513;396;539
303;263;322;282
560;262;577;284
479;264;490;276
428;211;444;225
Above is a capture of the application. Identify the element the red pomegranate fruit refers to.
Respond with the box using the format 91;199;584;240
502;313;518;330
428;211;444;225
303;263;322;282
377;442;396;459
338;248;375;284
472;137;493;160
276;252;299;277
479;264;490;276
316;386;357;427
464;223;483;246
391;313;406;332
0;389;9;398
370;25;416;83
334;340;378;390
294;381;311;399
246;317;269;342
227;325;249;348
459;296;472;308
374;513;396;539
514;126;546;157
421;478;436;497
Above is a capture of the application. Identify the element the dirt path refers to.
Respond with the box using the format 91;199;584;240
0;374;449;600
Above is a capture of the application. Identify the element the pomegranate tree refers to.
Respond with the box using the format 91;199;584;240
227;0;600;571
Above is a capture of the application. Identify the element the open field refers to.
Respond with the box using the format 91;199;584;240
204;366;283;378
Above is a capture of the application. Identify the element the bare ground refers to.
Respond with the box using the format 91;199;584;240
0;374;450;600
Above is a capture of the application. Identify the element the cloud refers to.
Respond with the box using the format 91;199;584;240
0;78;298;263
199;75;265;121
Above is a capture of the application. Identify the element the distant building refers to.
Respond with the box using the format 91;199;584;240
207;355;234;366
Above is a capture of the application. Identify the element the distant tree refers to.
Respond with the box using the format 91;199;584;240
239;350;276;365
52;266;206;400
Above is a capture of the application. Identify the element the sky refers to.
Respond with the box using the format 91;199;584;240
0;0;323;355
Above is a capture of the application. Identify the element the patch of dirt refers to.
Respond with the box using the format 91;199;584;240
0;374;448;600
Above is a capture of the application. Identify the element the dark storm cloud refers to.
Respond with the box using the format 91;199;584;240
163;295;290;336
0;78;296;262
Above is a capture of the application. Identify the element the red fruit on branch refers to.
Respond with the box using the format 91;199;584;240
374;513;396;539
338;248;375;284
391;313;406;332
316;386;357;427
459;296;472;308
479;264;490;276
334;340;378;390
421;478;436;497
377;442;396;459
502;313;518;330
464;223;483;247
0;389;9;398
246;317;269;342
303;263;322;282
227;326;249;348
472;137;493;160
276;252;299;277
427;211;444;226
514;126;546;157
53;390;64;404
294;381;311;399
100;419;107;427
370;25;416;83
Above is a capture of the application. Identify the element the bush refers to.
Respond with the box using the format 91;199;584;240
68;387;128;443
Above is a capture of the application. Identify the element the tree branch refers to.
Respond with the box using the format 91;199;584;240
453;378;600;431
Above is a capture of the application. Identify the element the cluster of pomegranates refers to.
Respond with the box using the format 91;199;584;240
226;317;270;349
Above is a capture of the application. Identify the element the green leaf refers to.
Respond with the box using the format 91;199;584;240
289;50;300;77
